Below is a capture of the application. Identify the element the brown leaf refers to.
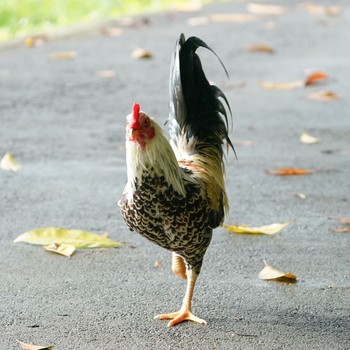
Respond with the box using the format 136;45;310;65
266;168;314;176
131;48;153;60
334;218;350;224
210;13;259;23
247;3;287;15
260;80;304;90
306;90;338;101
16;340;53;350
95;70;116;78
100;27;124;37
247;44;275;53
49;51;77;61
305;71;328;86
331;227;350;233
258;260;297;282
304;3;342;16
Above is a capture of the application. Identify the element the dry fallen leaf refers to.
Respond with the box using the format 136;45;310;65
303;3;342;16
176;1;202;12
14;227;124;248
100;27;124;37
246;44;275;53
305;71;328;86
154;260;161;268
260;80;304;90
247;3;287;15
334;218;350;224
300;132;320;144
131;48;153;60
189;13;259;26
44;243;76;257
259;260;297;282
209;13;259;23
293;192;307;199
306;90;338;101
331;227;350;233
49;51;77;60
223;221;292;235
266;168;314;176
330;218;350;233
24;35;47;48
95;70;116;78
0;152;21;172
17;340;53;350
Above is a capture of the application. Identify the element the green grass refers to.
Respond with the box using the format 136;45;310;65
0;0;205;41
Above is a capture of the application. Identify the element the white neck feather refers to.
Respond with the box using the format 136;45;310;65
125;122;186;200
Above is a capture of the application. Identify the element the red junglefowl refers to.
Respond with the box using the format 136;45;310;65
119;33;234;327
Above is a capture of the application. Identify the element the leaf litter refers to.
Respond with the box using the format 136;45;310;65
266;168;315;176
259;260;297;282
300;132;320;144
0;152;21;172
223;221;292;235
14;228;124;256
330;218;350;233
17;340;53;350
261;71;329;90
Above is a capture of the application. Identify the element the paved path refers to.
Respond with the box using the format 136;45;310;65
1;1;349;349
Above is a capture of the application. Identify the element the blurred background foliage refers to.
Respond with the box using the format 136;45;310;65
0;0;208;41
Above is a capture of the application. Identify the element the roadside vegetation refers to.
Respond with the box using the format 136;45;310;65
0;0;206;40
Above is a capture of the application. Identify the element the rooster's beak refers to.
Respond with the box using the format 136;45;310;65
129;128;139;141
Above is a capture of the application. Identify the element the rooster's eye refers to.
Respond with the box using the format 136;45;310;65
142;118;150;128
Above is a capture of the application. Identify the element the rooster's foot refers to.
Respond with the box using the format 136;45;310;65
154;309;207;327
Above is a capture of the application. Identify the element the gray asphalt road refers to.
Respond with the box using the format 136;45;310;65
1;1;349;349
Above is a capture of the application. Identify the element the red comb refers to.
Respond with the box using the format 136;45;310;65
131;102;140;129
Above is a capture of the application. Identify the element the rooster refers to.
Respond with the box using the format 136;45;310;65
119;33;233;327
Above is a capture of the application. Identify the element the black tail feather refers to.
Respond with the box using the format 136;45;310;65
169;33;235;158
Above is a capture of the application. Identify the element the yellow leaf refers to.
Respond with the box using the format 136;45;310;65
131;48;153;60
14;227;124;248
0;152;21;172
223;221;292;235
247;3;287;15
16;340;53;350
260;80;304;90
49;51;77;60
300;132;320;144
44;243;76;257
259;261;297;282
246;43;275;53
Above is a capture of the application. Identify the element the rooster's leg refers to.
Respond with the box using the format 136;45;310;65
172;253;187;279
154;268;206;327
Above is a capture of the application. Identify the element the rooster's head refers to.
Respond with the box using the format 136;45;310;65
127;102;155;149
